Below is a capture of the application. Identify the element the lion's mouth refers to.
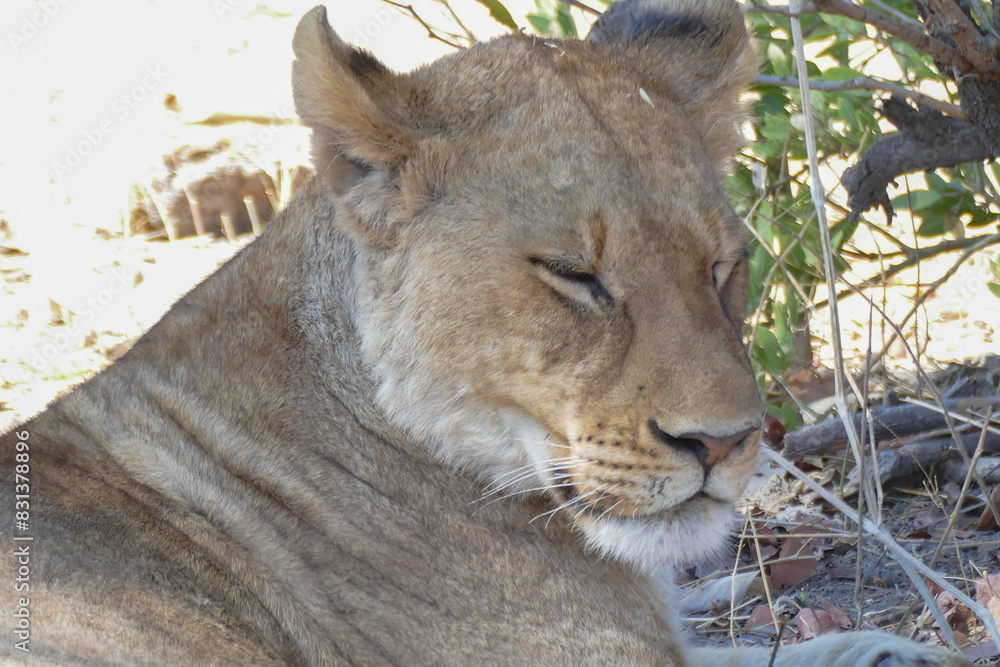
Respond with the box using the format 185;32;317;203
549;472;723;523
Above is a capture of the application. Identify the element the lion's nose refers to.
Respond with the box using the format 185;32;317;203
647;420;758;468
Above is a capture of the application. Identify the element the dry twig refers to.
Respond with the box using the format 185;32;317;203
381;0;466;49
763;447;1000;650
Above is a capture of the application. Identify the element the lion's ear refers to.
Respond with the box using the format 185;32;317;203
588;0;757;169
292;6;416;195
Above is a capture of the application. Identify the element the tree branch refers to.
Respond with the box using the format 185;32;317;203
814;233;1000;308
841;97;998;220
755;74;968;120
925;0;1000;72
562;0;601;16
747;0;818;17
811;0;973;72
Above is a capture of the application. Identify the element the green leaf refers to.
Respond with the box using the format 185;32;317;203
818;38;850;64
916;213;947;237
527;14;550;34
474;0;519;31
988;282;1000;299
969;210;999;227
751;326;789;377
555;3;577;37
779;402;802;432
823;65;863;81
925;170;947;192
890;189;941;211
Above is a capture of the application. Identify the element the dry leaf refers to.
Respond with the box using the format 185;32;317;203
975;485;1000;531
934;590;973;633
770;532;817;589
794;607;842;640
818;596;852;629
745;603;778;632
975;573;1000;603
962;640;1000;661
49;298;67;326
988;597;1000;630
746;524;779;564
975;572;1000;633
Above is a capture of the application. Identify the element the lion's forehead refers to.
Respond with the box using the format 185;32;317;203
410;36;712;167
401;37;745;259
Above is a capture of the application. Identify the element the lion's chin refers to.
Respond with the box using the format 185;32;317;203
578;496;735;573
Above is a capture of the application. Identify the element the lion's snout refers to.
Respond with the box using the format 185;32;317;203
557;415;761;521
647;419;759;469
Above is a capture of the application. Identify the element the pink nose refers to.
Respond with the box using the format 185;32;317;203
648;420;757;468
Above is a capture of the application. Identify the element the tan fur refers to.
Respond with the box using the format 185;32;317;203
0;2;969;665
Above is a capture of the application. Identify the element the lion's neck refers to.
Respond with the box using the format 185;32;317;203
36;180;434;490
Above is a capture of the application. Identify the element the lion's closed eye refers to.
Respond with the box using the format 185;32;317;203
530;256;613;304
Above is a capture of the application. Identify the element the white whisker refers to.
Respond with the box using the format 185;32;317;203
476;457;583;505
533;484;608;530
595;499;623;523
476;482;578;509
485;456;579;487
511;437;571;451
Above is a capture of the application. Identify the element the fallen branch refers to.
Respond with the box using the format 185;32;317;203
782;395;1000;459
843;429;1000;495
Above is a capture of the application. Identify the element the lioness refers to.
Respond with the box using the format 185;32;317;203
0;2;969;665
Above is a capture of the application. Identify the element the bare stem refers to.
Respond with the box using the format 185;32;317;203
381;0;465;50
755;74;969;121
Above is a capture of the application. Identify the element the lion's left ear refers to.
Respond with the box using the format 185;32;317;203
293;6;447;248
588;0;757;169
292;6;415;181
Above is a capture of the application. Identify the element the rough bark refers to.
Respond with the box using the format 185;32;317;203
781;395;1000;459
831;0;1000;220
842;97;997;221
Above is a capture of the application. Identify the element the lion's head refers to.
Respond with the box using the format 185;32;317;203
292;0;761;571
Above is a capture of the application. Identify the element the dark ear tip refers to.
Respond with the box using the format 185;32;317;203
623;13;712;43
587;0;742;45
